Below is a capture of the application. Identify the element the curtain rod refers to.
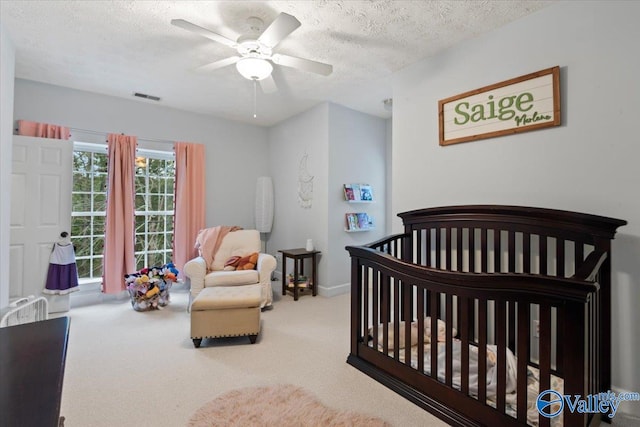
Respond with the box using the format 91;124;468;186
69;126;175;145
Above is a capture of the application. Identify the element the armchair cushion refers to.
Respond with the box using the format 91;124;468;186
205;270;259;287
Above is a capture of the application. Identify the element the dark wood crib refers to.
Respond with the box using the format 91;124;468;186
346;205;626;427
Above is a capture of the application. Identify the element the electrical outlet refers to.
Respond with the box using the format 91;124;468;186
533;320;540;338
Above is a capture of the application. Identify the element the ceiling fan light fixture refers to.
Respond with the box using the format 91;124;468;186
236;57;273;81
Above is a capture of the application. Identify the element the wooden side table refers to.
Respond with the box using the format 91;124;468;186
278;248;320;301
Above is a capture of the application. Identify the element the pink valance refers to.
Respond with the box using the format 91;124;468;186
17;120;71;140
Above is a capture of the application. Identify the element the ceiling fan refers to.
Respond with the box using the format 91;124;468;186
171;12;333;94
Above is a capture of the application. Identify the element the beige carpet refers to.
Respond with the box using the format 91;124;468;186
57;286;449;426
188;384;391;427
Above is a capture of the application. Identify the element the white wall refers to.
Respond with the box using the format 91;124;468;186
392;0;640;412
267;104;329;290
0;23;16;309
385;118;392;233
328;103;386;293
12;79;269;228
267;102;387;295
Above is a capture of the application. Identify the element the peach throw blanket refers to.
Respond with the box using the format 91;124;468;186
195;226;242;271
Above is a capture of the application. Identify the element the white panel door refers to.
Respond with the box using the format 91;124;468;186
10;136;73;311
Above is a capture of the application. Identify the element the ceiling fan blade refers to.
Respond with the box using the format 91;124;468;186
171;19;237;48
272;54;333;76
195;56;240;72
258;13;301;48
259;75;278;94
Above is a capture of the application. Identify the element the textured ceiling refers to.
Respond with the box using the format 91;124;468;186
1;1;554;126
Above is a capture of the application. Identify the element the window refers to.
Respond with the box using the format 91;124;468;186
134;152;175;270
71;143;175;280
71;144;107;279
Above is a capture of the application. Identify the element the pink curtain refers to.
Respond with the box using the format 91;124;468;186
17;120;71;140
102;134;137;294
173;142;206;274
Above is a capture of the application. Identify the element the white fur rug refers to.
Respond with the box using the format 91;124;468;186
188;384;391;426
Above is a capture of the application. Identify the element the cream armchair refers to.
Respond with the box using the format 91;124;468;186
184;229;275;309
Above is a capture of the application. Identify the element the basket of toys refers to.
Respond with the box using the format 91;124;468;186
124;263;179;311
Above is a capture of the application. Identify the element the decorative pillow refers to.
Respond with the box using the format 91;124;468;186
223;253;259;271
223;256;241;271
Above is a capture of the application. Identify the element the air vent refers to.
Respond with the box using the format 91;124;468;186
133;92;161;102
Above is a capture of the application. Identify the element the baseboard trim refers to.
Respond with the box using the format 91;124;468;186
317;282;350;298
611;386;640;418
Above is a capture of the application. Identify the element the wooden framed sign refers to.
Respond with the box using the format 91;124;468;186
439;66;560;146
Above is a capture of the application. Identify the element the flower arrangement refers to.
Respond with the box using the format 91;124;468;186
125;263;179;311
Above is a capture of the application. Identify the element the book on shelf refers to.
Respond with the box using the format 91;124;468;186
345;212;373;231
287;274;309;288
351;184;361;201
356;212;372;229
359;184;373;201
343;184;356;201
343;183;373;202
345;213;358;230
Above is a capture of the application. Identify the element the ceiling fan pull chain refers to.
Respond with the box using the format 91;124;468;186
253;79;258;118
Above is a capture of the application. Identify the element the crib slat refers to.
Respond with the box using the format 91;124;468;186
381;274;390;354
446;227;452;270
508;231;516;273
563;301;588;426
372;269;379;349
425;228;431;267
478;299;487;403
496;299;507;413
352;260;362;355
457;227;463;272
363;266;369;345
430;293;438;381
557;238;565;277
593;288;599;395
589;297;595;395
417;289;425;373
445;294;453;387
516;302;530;424
523;233;531;274
436;228;442;269
416;229;422;265
469;228;476;272
481;228;488;272
540;235;548;275
460;297;470;395
539;304;552;427
403;281;412;365
494;229;501;273
495;300;508;412
555;304;564;376
508;301;516;352
393;277;400;360
576;242;584;267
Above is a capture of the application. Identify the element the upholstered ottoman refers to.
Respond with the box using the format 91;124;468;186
190;285;261;348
